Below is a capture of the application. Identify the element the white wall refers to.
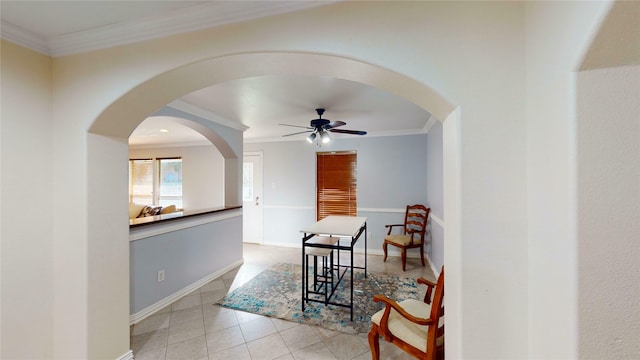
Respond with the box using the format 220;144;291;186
426;121;444;270
0;1;623;358
87;133;130;357
524;2;614;357
0;40;54;359
13;3;530;357
129;145;224;211
576;65;640;358
442;108;462;357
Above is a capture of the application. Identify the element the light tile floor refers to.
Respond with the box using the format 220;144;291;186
131;243;437;360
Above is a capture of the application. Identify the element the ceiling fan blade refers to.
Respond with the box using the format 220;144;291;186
324;121;346;130
282;130;314;137
279;123;313;129
329;129;367;135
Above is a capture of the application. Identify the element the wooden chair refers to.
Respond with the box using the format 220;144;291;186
383;204;430;271
368;267;444;360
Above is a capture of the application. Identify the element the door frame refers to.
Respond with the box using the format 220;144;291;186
243;151;264;244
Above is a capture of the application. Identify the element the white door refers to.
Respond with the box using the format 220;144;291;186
243;153;263;243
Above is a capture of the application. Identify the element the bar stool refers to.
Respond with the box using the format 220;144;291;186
304;236;339;304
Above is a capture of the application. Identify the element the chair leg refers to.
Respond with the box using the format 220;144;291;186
382;242;388;262
401;248;407;271
368;326;381;360
420;243;426;267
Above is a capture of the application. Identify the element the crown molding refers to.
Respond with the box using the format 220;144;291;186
129;140;213;150
1;22;49;54
365;129;429;138
243;128;429;144
1;1;336;57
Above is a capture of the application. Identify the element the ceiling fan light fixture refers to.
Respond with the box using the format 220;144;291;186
321;131;330;144
306;132;317;143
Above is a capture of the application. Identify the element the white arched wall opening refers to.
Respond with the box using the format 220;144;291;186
145;107;242;207
130;114;232;209
87;52;459;358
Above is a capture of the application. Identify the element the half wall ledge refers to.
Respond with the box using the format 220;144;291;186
129;205;242;228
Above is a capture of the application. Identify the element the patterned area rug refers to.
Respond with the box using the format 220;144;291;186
217;262;420;334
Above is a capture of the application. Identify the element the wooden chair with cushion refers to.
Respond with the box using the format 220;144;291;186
383;204;430;271
368;267;444;360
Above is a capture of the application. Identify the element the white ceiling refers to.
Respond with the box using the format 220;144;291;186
1;1;433;146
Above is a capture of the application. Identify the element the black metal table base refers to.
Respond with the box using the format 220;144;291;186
301;221;367;321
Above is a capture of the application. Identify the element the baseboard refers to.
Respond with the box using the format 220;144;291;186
116;349;133;360
426;254;439;276
261;240;301;248
129;259;244;325
365;247;437;272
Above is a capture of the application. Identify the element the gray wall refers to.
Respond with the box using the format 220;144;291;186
130;214;242;314
245;132;444;269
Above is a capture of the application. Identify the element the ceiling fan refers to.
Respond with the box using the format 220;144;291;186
279;108;367;144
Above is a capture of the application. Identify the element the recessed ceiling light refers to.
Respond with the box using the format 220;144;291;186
159;128;169;133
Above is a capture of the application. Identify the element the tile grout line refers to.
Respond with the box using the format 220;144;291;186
199;293;208;360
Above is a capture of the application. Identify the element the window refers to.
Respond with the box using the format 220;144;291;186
129;157;182;208
129;159;153;205
158;158;183;207
243;162;254;202
316;151;357;220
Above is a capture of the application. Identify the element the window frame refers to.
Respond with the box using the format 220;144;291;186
156;157;183;207
129;157;183;208
316;151;358;221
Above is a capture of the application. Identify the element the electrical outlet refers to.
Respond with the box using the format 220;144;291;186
157;270;165;282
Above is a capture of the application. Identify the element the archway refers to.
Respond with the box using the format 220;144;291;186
90;52;454;138
129;114;229;210
87;51;459;356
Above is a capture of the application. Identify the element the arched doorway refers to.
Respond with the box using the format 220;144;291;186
87;52;458;358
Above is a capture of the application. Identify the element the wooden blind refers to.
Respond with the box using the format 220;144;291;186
316;151;357;221
129;159;153;204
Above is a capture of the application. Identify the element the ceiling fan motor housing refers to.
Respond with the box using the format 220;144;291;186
279;108;366;139
310;119;330;128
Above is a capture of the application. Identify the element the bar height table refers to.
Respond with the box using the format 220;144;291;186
300;215;367;321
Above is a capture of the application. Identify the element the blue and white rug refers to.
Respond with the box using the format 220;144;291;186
217;262;420;334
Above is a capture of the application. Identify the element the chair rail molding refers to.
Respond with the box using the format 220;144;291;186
260;205;444;228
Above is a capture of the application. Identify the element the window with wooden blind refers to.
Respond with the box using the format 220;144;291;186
316;151;357;221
